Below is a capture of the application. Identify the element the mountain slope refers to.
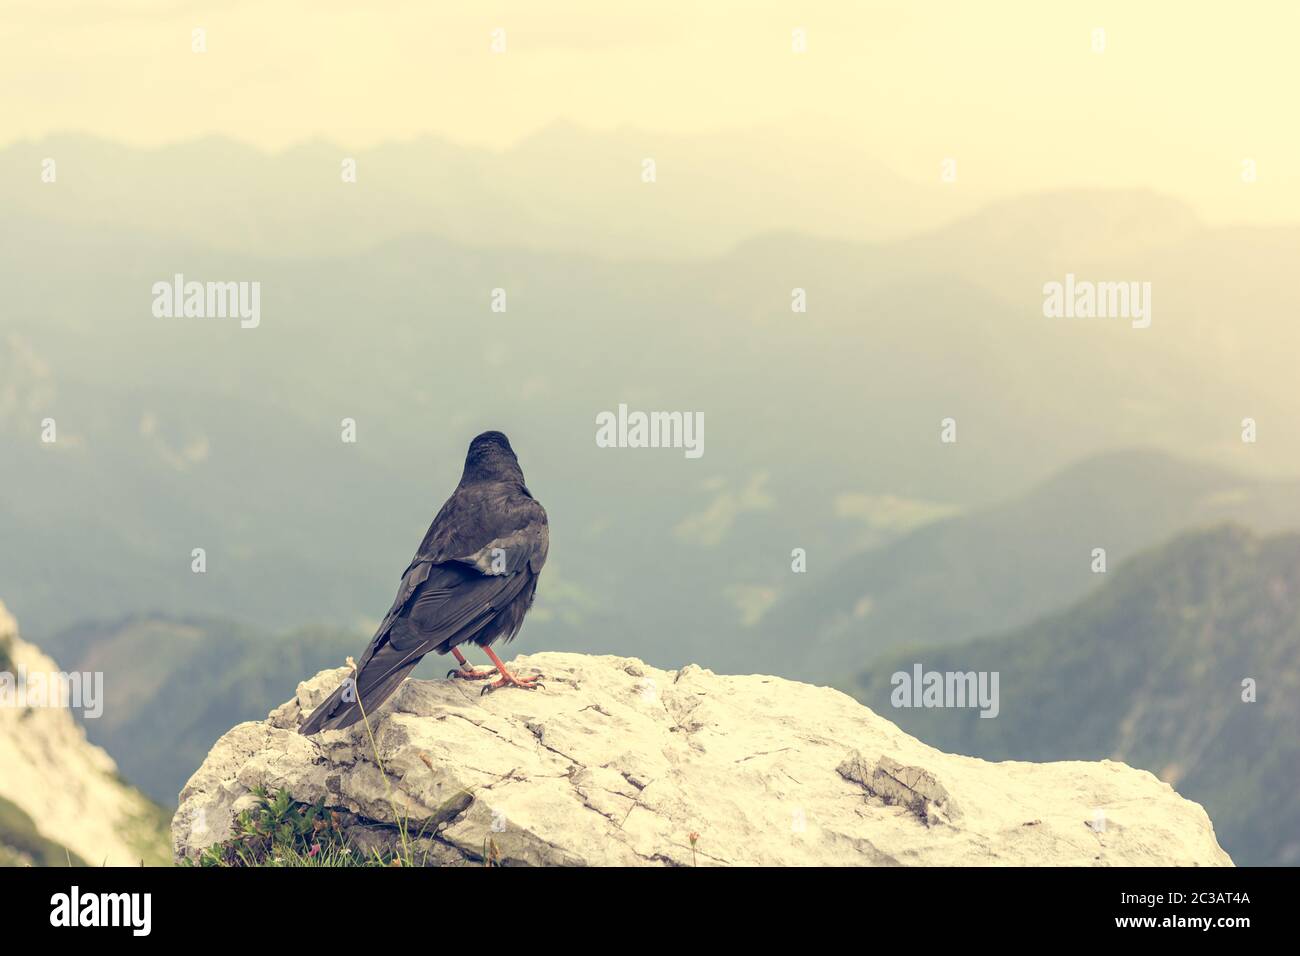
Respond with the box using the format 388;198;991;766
6;179;1300;675
751;449;1300;685
0;601;170;866
41;616;365;805
854;526;1300;866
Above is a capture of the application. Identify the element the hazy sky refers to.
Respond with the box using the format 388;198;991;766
3;1;1297;225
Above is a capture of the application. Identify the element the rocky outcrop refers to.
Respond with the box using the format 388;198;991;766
173;652;1233;866
0;601;170;866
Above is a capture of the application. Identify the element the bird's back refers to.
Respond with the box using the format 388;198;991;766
299;463;548;735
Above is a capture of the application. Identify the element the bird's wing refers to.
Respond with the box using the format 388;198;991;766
299;490;548;735
353;499;548;683
347;562;533;691
407;487;549;575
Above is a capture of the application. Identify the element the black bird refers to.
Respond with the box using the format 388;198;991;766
299;431;548;735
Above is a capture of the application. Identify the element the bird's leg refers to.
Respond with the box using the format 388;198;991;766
479;645;543;693
446;646;498;680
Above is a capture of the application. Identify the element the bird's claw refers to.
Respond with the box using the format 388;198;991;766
448;666;498;681
480;674;544;695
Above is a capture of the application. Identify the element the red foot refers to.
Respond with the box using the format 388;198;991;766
447;647;497;680
447;665;498;680
482;671;543;693
479;645;544;694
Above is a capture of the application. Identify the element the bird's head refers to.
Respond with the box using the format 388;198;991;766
461;430;524;484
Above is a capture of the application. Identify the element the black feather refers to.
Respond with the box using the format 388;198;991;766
299;432;548;734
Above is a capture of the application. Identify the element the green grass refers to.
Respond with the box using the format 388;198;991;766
189;785;360;867
186;785;463;867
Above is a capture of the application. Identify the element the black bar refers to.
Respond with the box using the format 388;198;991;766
0;865;1276;942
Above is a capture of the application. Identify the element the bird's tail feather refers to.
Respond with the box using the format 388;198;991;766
298;654;424;735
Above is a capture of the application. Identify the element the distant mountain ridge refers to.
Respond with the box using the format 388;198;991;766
5;149;1300;701
6;184;1300;665
749;449;1300;685
0;123;980;260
